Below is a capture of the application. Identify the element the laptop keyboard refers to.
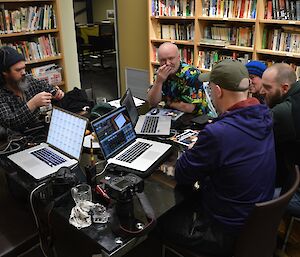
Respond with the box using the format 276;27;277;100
31;148;67;167
141;116;159;133
116;141;152;163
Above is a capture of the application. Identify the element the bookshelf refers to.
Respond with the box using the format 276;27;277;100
0;0;66;90
148;0;300;83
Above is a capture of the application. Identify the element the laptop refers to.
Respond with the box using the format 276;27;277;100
120;88;171;135
91;106;172;177
8;107;88;180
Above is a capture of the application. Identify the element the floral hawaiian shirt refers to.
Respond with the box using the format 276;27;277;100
159;62;209;115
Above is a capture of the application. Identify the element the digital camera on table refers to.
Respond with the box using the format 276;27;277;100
101;173;144;202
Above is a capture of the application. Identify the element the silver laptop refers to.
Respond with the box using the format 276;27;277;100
8;107;88;180
91;106;172;174
120;88;171;135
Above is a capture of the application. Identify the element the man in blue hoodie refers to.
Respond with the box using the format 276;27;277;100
160;60;276;255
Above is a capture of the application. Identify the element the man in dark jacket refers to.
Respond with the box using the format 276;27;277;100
261;63;300;216
262;63;300;168
160;60;276;256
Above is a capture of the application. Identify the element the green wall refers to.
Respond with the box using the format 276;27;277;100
93;0;114;22
116;0;149;95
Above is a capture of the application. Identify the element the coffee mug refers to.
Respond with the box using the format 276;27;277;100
71;184;92;204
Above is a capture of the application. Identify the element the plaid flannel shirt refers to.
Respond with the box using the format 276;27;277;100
0;75;53;131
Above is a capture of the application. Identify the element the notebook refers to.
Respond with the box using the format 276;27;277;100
8;107;88;180
91;106;172;177
120;88;171;135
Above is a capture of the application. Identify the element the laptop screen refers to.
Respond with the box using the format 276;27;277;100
91;106;136;159
47;107;87;160
120;88;139;126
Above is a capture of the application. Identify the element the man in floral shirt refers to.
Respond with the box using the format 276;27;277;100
147;42;208;115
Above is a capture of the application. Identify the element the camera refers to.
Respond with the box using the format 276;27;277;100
101;173;144;201
50;88;57;96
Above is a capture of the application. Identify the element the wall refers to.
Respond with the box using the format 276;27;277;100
116;0;149;95
58;0;81;90
73;2;87;24
93;0;114;22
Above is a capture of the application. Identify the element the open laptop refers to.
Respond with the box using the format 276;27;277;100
120;88;171;135
91;106;172;177
8;107;88;180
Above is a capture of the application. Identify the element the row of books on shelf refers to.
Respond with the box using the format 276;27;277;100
203;25;254;47
152;45;194;64
202;0;257;19
0;34;59;62
31;63;62;85
160;23;194;40
263;27;300;53
265;0;300;21
0;5;56;34
197;50;250;69
152;0;195;17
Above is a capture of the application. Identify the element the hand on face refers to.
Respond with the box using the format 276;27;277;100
156;64;173;84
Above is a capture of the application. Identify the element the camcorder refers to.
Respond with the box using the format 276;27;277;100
101;173;144;202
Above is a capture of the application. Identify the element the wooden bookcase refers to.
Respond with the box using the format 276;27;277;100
148;0;300;83
0;0;66;90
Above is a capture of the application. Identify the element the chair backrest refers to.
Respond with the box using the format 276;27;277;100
234;165;300;257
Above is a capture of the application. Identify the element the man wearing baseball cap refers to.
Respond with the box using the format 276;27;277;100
0;46;64;131
159;60;276;255
246;60;267;103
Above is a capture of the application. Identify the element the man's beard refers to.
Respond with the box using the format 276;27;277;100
267;89;283;108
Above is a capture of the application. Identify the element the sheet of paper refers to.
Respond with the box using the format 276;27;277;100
108;96;145;108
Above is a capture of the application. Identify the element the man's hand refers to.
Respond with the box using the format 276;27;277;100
156;64;173;84
27;91;52;111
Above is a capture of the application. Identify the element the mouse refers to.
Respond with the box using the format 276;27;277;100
150;108;160;115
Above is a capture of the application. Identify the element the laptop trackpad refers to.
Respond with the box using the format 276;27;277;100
24;159;40;167
142;151;160;160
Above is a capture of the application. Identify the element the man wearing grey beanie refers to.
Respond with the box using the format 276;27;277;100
0;46;64;131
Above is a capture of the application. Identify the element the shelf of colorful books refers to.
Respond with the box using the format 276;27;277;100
198;17;256;23
151;16;195;20
0;29;58;38
259;19;300;25
256;49;300;59
151;38;194;46
26;54;61;64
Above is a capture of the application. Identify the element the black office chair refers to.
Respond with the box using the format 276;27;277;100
162;165;300;257
88;23;115;69
76;36;92;71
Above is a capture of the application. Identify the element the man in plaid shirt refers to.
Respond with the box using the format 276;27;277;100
0;46;64;132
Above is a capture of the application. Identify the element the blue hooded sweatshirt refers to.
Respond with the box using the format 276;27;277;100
175;99;276;234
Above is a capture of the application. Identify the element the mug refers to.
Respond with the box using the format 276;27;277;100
71;184;92;204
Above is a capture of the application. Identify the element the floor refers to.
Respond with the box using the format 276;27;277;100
79;52;119;102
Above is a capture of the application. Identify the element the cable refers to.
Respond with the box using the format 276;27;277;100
29;182;48;257
91;162;109;182
0;136;24;155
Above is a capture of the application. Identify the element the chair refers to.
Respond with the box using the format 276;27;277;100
88;22;115;69
162;165;300;257
281;189;300;252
